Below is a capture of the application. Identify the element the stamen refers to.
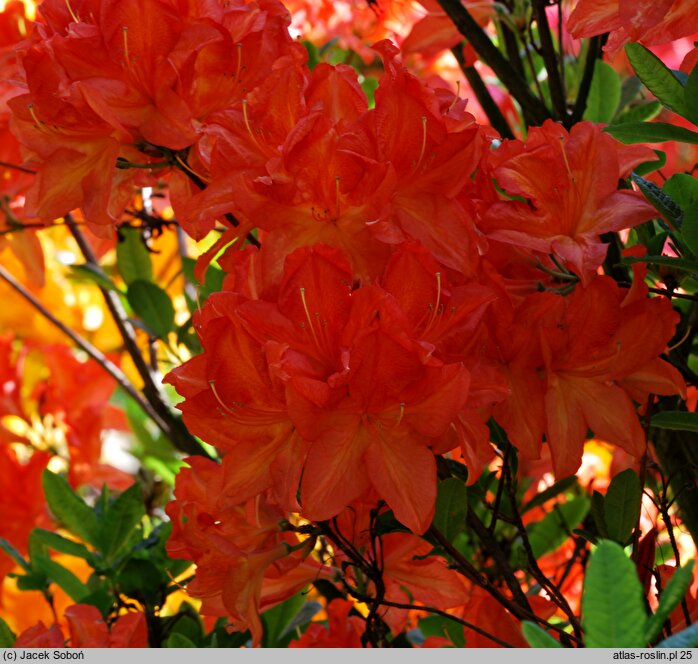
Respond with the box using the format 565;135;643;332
559;136;575;184
234;43;243;82
122;27;130;67
242;99;258;144
208;380;236;415
447;81;461;113
65;0;79;23
299;287;321;349
27;104;42;128
335;176;341;220
396;402;405;426
425;272;442;331
174;153;211;184
668;326;691;352
415;116;427;169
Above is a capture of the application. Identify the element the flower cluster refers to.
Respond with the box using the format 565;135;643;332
5;0;690;646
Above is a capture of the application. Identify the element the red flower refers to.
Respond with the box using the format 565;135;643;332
478;121;655;282
166;243;488;532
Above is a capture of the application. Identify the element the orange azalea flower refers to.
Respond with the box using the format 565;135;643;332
10;0;303;233
290;599;364;647
166;457;325;645
493;276;685;478
167;244;484;532
479;121;655;282
568;0;698;54
14;605;148;648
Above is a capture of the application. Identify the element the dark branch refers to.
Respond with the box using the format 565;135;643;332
436;0;551;126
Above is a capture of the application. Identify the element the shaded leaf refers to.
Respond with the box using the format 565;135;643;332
68;264;122;293
616;101;663;124
604;469;642;544
632;174;683;228
682;202;698;257
525;497;590;559
431;478;468;542
117;228;152;284
0;617;15;647
645;561;696;643
684;63;698;126
42;471;100;547
126;280;176;339
651;411;698;433
99;484;145;561
590;490;609;539
521;621;562;648
165;633;197;648
621;255;698;274
584;60;621;123
521;477;579;514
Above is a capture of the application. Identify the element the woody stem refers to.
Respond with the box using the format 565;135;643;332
64;215;210;458
0;262;162;429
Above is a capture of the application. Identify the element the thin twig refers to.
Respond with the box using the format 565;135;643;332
0;262;163;428
451;46;515;140
533;0;567;123
429;523;580;644
0;160;36;174
64;215;210;457
571;35;605;124
436;0;551;125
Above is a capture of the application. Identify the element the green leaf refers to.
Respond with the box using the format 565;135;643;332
279;601;322;638
419;614;465;647
621;255;698;274
117;228;152;285
604;469;642;544
663;173;698;209
42;471;100;547
682;202;698;257
651;411;698;433
590;491;609;539
657;621;698;648
261;592;306;647
605;122;698;145
645;560;696;642
16;572;49;592
625;43;688;117
99;484;145;561
582;540;647;647
165;633;197;648
684;62;698;125
35;556;90;602
431;478;468;541
118;559;166;599
583;60;621;123
31;529;93;561
126;280;176;339
632;174;683;228
521;621;562;648
0;616;15;647
634;150;667;177
0;538;30;571
525;496;590;559
616;101;663;124
68;264;122;293
521;476;579;514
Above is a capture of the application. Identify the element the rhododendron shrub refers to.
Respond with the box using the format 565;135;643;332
0;0;697;650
